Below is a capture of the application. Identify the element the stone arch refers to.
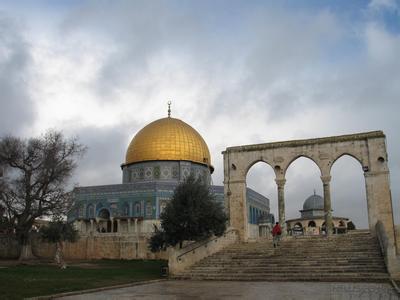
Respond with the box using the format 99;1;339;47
294;222;303;232
245;159;276;178
98;208;111;219
246;160;277;225
329;152;364;173
330;154;368;229
283;155;322;177
284;156;324;226
96;202;104;214
223;130;396;256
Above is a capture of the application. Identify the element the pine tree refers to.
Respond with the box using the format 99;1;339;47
149;175;227;252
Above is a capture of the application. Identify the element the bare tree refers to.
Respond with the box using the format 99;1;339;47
0;130;86;260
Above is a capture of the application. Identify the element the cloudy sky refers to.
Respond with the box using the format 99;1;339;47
0;0;399;228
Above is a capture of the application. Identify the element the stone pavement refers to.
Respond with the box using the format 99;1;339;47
58;280;399;300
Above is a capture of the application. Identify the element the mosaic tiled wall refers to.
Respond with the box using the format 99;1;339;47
68;183;271;224
122;161;211;184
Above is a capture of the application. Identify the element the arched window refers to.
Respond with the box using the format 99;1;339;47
135;203;141;216
294;222;303;229
308;220;316;227
98;208;110;219
159;200;167;215
87;204;95;218
78;204;84;217
122;203;129;216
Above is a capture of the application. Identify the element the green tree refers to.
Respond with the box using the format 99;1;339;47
150;175;227;252
41;220;79;268
347;221;356;230
0;130;86;260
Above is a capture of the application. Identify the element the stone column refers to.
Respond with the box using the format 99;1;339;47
90;219;94;233
128;219;131;233
134;219;138;239
225;180;247;241
95;219;99;234
321;175;333;236
111;218;115;233
275;178;286;234
117;219;121;233
78;220;83;233
134;218;140;257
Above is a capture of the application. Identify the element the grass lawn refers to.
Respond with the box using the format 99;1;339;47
0;259;167;300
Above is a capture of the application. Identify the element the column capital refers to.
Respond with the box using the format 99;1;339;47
320;175;332;184
225;179;246;184
364;170;390;178
275;178;286;187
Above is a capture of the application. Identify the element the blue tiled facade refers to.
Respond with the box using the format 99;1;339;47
67;180;271;224
68;153;272;225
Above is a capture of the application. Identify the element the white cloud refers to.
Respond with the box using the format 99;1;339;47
368;0;399;12
0;1;399;226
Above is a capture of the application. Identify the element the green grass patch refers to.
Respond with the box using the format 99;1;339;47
0;259;167;300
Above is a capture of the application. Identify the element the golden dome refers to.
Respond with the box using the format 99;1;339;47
125;117;213;171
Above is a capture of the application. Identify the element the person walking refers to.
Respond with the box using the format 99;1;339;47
272;222;282;248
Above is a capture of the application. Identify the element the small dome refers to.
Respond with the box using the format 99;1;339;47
125;117;213;171
303;194;324;210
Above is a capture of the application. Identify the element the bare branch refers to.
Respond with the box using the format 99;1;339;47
0;130;86;250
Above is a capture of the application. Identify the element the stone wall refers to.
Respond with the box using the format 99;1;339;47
0;233;168;261
36;234;168;260
0;235;19;259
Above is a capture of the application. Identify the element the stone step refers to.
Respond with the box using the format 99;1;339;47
189;269;388;275
210;251;383;256
225;244;379;250
226;243;380;247
221;246;381;251
195;261;386;267
204;256;384;262
197;262;386;268
173;273;390;283
216;253;382;258
228;239;378;245
173;230;389;283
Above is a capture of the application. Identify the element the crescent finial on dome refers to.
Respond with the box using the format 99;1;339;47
168;101;172;118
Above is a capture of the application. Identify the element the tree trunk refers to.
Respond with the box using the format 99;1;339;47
19;242;35;261
54;241;66;269
17;227;36;261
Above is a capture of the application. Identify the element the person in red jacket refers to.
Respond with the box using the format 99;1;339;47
272;222;282;248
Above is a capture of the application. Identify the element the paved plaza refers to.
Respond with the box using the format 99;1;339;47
58;280;399;300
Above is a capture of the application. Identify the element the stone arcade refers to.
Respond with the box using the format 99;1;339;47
222;131;400;277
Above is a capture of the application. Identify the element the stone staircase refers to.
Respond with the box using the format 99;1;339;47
173;230;389;282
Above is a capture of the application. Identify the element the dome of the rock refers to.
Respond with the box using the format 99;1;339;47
125;117;213;171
